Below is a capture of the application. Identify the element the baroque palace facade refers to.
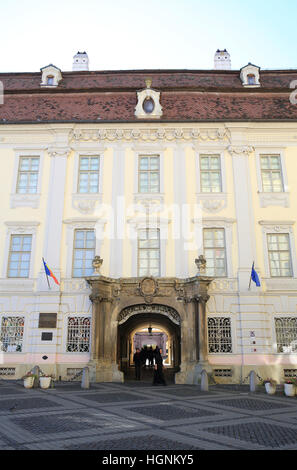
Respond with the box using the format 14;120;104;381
0;51;297;383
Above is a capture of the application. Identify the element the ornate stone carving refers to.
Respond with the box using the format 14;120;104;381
47;146;71;158
195;255;207;275
135;79;163;119
92;256;103;275
228;145;254;156
136;277;159;304
69;127;230;143
118;304;181;325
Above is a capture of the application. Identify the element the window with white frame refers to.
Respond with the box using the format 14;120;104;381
78;156;100;193
72;230;95;277
0;317;24;352
66;317;90;352
208;317;232;353
260;155;284;192
267;233;292;277
203;228;227;277
7;235;32;278
138;229;160;277
275;317;297;353
200;155;222;193
138;155;160;193
16;157;40;194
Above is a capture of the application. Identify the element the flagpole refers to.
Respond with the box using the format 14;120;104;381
42;257;51;290
248;261;254;290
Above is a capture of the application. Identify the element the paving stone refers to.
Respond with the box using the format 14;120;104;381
208;397;293;411
64;434;200;450
11;411;103;434
0;397;61;412
77;392;146;403
0;387;25;396
128;403;218;421
152;388;211;397
204;421;297;448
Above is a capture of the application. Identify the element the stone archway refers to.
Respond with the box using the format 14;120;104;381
117;304;181;380
85;273;213;384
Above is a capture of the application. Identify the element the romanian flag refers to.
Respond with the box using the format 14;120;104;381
42;258;60;285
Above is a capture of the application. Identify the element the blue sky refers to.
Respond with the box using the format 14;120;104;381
1;0;296;72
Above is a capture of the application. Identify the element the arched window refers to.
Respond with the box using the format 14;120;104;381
46;76;54;86
247;74;256;85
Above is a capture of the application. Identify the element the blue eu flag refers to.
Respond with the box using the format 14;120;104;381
251;263;261;287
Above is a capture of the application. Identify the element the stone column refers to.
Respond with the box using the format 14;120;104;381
87;277;123;383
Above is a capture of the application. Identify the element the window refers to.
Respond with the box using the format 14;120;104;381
203;228;227;277
247;74;256;85
16;157;39;194
260;155;284;192
0;317;24;352
267;233;292;277
46;76;54;85
208;318;232;353
138;155;160;193
275;317;297;353
138;229;160;277
200;155;222;193
78;156;100;193
72;230;95;277
66;317;90;352
7;235;32;278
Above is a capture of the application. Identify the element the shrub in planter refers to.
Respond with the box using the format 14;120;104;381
260;378;277;395
22;373;38;389
39;374;54;389
284;379;296;397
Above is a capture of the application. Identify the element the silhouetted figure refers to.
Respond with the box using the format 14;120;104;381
148;346;154;367
133;348;142;380
152;348;166;386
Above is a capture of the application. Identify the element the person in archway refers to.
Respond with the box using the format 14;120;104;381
152;348;167;386
148;346;154;367
133;348;142;380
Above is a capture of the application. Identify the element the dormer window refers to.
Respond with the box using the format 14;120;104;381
40;64;62;88
135;78;163;119
240;63;260;87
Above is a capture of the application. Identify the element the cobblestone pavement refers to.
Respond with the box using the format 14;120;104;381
0;380;297;450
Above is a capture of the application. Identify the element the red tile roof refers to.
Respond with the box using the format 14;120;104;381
0;69;297;123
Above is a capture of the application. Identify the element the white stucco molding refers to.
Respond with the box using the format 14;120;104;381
2;221;40;279
135;80;163;119
69;127;231;143
259;220;297;279
47;146;71;159
255;148;289;208
10;149;45;209
63;218;106;278
228;145;254;156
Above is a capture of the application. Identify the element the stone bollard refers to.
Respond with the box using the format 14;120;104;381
81;367;90;389
249;370;256;393
32;366;40;389
200;369;209;392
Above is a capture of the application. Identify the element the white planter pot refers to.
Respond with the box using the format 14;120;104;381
23;376;35;389
39;377;51;389
284;383;295;397
265;383;276;395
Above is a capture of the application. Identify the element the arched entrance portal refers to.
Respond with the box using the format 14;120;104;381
117;305;181;382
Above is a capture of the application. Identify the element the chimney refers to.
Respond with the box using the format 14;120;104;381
72;51;89;71
214;49;231;70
